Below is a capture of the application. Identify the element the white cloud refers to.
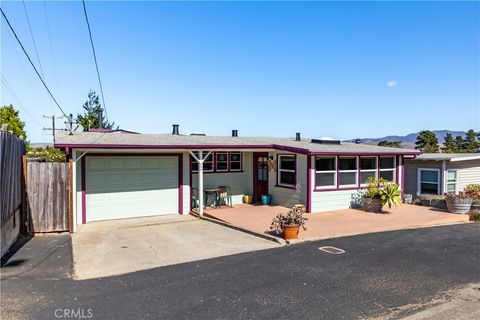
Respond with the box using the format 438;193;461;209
387;80;398;88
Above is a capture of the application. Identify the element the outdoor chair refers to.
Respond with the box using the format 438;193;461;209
217;186;233;207
191;188;199;209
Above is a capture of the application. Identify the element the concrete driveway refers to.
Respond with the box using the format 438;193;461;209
73;214;280;279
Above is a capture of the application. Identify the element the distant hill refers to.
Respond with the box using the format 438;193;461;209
348;130;467;149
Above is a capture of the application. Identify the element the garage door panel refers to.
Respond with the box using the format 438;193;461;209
86;156;179;221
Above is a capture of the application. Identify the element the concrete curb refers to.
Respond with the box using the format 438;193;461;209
191;212;286;245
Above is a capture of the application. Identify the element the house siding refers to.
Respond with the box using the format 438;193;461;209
404;160;442;196
311;189;362;212
268;151;307;208
447;159;480;190
191;152;253;205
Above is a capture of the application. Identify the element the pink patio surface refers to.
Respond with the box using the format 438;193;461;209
203;204;470;241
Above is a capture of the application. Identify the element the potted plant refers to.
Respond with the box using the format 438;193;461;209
362;177;402;213
270;206;307;240
445;192;472;214
465;184;480;211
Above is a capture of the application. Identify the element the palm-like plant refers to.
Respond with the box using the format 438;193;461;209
380;183;402;209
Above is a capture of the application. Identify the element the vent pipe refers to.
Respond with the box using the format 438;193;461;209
172;124;179;135
98;108;104;129
232;130;238;137
295;132;301;141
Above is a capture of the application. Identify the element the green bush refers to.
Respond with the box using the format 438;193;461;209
469;211;480;222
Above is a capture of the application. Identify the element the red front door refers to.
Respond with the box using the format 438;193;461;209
253;153;269;202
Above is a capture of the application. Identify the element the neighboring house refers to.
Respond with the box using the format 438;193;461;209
404;153;480;196
54;126;419;231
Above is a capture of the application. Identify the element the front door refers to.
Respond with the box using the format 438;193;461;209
253;153;269;202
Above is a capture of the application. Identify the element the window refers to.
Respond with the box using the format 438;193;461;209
191;152;213;172
315;157;336;189
278;155;296;187
338;157;358;187
229;152;242;171
379;156;395;182
446;170;458;193
418;169;440;195
216;152;229;171
360;157;377;185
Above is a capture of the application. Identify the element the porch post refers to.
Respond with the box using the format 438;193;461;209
198;151;204;217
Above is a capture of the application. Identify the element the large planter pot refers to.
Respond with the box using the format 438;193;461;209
282;225;300;240
420;199;432;207
363;197;384;213
242;195;253;204
446;198;472;214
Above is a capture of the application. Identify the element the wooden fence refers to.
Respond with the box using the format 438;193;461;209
26;161;71;233
0;131;25;226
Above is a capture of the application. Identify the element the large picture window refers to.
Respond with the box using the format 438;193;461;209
360;157;377;185
418;168;440;195
379;156;395;182
315;157;336;189
338;157;358;187
278;155;296;187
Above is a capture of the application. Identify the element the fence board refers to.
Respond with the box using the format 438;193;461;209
27;161;70;232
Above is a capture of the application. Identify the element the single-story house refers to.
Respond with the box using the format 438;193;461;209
404;153;480;196
54;126;420;232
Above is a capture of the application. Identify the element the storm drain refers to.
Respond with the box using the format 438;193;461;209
318;246;345;254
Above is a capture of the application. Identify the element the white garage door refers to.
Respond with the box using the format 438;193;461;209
86;156;179;222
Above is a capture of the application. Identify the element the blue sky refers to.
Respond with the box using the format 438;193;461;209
1;1;479;143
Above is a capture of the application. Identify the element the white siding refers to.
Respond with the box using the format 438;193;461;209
191;152;253;205
268;152;307;208
448;159;480;190
181;152;190;214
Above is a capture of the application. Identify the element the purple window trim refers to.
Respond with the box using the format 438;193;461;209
276;154;297;189
313;154;398;192
81;153;184;223
306;155;311;213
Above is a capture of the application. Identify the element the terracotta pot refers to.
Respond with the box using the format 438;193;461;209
446;198;472;214
282;225;300;240
363;197;383;213
242;195;253;204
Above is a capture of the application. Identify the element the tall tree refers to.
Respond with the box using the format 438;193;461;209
442;133;456;153
463;129;480;153
77;90;116;130
378;140;402;148
0;104;27;139
454;135;465;153
415;130;439;153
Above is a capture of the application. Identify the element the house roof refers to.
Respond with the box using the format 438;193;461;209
412;153;480;162
54;130;420;155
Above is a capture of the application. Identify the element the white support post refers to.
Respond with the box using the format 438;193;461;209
189;150;212;217
442;160;447;194
71;150;77;232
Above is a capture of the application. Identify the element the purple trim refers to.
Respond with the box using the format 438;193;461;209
189;156;193;211
191;151;243;174
56;143;273;150
272;144;309;155
253;152;269;202
81;153;184;223
81;157;86;224
276;154;297;189
401;156;405;197
307;156;311;213
309;151;420;156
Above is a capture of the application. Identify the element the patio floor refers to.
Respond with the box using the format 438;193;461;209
203;204;470;241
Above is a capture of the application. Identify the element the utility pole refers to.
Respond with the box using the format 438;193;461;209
43;114;64;143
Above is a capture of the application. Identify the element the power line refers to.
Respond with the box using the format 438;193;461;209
81;0;108;122
0;7;68;118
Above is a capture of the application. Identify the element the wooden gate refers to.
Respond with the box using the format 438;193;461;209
26;161;70;233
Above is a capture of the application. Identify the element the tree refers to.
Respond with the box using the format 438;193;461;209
77;90;116;130
27;146;66;162
378;140;402;148
0;104;27;139
442;133;456;153
463;129;480;153
454;135;465;153
415;130;439;153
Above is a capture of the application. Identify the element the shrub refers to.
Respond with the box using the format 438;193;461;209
465;184;480;199
469;211;480;222
270;206;307;233
362;177;402;209
472;199;480;206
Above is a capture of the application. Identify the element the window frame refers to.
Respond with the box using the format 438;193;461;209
360;156;378;186
314;156;337;190
417;168;440;195
379;156;396;182
338;156;358;187
215;152;229;172
446;169;459;194
229;152;242;172
191;152;242;173
277;154;297;189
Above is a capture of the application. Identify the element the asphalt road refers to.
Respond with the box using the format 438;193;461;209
1;224;479;320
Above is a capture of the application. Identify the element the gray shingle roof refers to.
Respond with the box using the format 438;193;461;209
54;130;419;155
413;153;480;162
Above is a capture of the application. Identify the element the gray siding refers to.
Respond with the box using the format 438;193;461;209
268;152;307;208
191;152;253;205
404;160;442;196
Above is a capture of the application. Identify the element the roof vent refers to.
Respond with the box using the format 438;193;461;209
172;124;179;135
311;137;341;145
232;130;238;137
97;108;104;129
295;132;301;141
190;133;206;136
